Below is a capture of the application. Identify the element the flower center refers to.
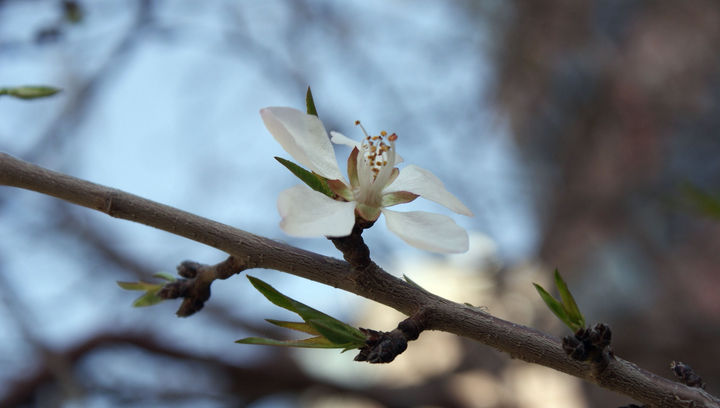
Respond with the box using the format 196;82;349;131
354;120;398;180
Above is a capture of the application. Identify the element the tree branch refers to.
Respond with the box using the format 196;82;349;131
1;152;717;408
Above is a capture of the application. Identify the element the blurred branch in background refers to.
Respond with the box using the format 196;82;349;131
495;0;720;404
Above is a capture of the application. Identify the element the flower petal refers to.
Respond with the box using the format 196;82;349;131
330;131;360;149
261;107;344;180
278;185;356;237
382;209;469;253
384;164;473;216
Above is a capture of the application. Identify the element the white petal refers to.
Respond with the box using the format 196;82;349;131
261;107;344;180
277;185;356;237
330;131;360;149
382;209;469;253
384;164;473;216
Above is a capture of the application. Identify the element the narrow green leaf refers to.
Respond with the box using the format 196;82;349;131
246;276;366;346
683;183;720;220
152;272;176;282
0;86;61;99
132;291;164;307
236;336;340;348
265;320;320;335
289;303;365;343
533;283;571;325
306;86;318;116
306;319;366;346
274;157;334;197
117;281;162;291
553;269;585;330
247;276;299;312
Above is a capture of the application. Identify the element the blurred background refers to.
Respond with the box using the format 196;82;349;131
1;0;720;407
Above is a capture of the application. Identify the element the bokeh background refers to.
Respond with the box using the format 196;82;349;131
2;1;720;407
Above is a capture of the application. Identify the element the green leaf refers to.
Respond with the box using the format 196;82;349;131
247;275;365;341
0;86;61;100
306;86;318;116
153;272;176;282
132;291;165;307
553;269;585;330
117;281;161;291
306;319;365;347
236;336;339;348
274;156;334;197
683;183;720;220
533;283;570;324
245;276;366;348
534;271;586;333
265;320;320;335
247;275;298;311
117;280;165;308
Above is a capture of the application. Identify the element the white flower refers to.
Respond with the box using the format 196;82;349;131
261;107;473;253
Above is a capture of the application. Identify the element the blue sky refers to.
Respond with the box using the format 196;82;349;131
0;1;538;405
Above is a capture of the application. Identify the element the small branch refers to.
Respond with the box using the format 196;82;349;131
2;153;719;408
671;361;706;390
158;256;247;317
329;217;374;268
355;311;427;363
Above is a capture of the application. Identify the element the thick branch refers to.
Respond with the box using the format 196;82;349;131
1;152;718;408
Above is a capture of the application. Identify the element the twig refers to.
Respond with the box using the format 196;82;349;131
1;152;718;408
159;257;247;316
355;311;427;363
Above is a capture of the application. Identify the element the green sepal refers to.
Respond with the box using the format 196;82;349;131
0;86;61;99
274;156;334;198
327;179;353;201
356;203;381;222
381;191;419;208
241;276;366;350
306;86;318;116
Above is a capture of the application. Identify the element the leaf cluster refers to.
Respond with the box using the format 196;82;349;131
116;273;176;307
236;276;366;350
534;269;586;332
